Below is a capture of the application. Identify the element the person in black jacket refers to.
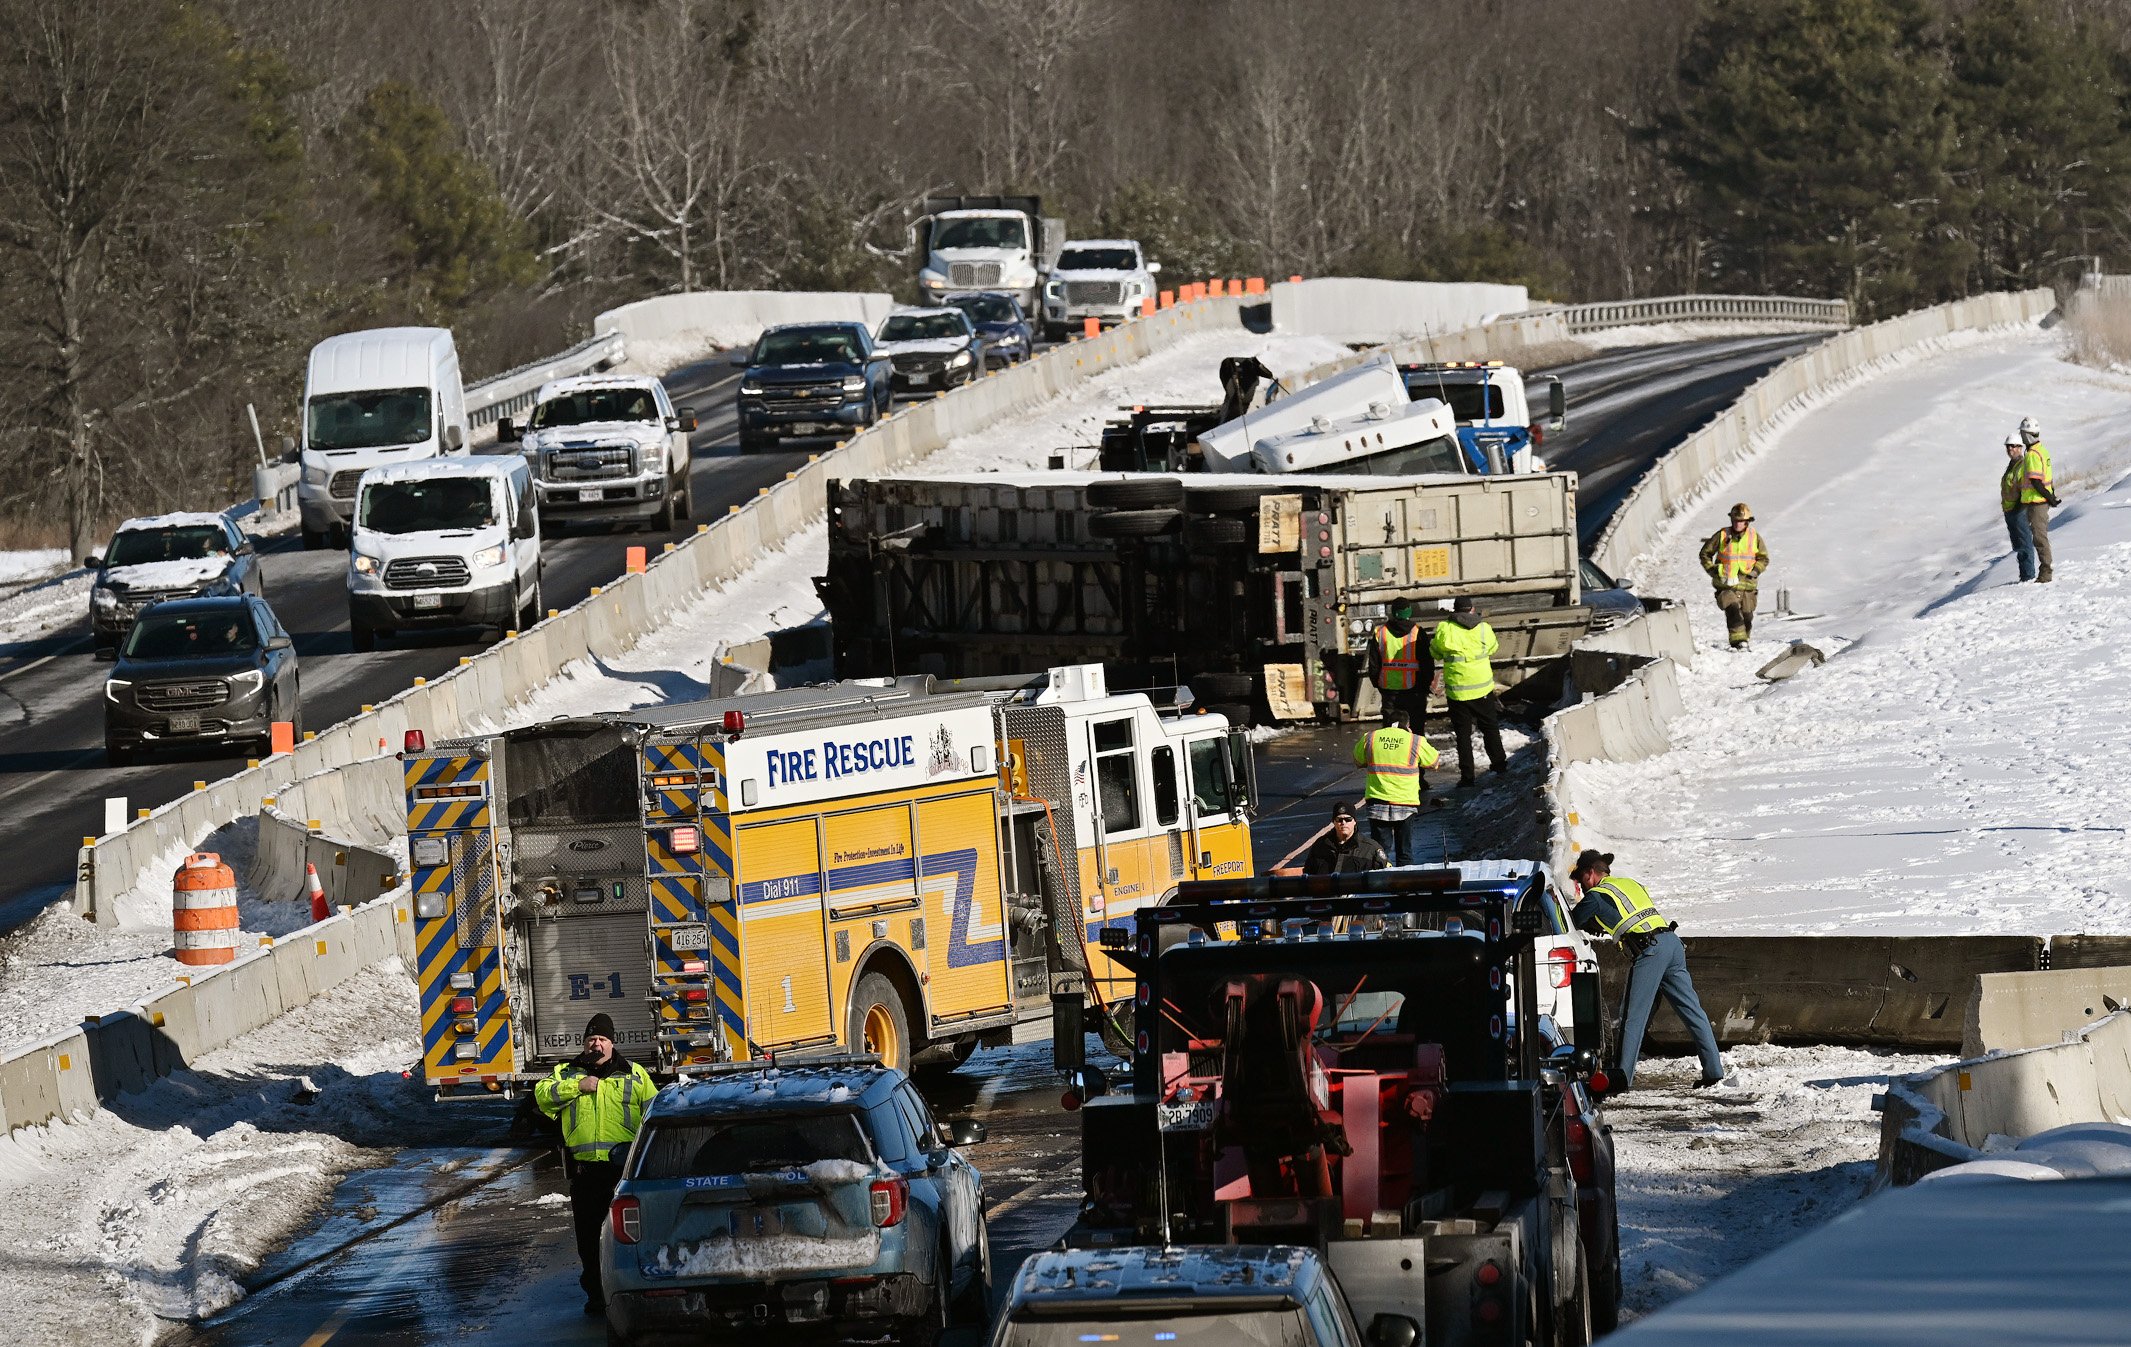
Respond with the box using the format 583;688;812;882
1303;802;1391;874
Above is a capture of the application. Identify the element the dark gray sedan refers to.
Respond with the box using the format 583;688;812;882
101;595;301;766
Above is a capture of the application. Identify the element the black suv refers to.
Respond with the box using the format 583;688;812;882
102;595;301;766
736;322;893;452
88;514;264;647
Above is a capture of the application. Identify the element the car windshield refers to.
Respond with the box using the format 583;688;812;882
123;610;257;659
881;313;967;342
1058;247;1139;271
307;388;433;451
953;295;1018;323
1403;374;1505;421
754;329;860;364
359;478;496;534
105;526;229;567
1002;1309;1315;1347
933;216;1025;250
529;387;659;428
631;1112;872;1180
1342;435;1469;477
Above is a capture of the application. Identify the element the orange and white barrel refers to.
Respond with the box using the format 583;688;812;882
173;852;240;966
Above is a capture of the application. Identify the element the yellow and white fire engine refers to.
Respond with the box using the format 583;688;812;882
404;664;1255;1097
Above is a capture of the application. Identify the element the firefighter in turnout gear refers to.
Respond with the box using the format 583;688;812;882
1429;596;1507;787
1351;708;1439;864
1699;503;1769;648
1366;598;1434;734
2016;416;2058;582
536;1013;657;1313
1567;851;1725;1090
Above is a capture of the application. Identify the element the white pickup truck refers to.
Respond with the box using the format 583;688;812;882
1042;239;1160;340
499;375;696;532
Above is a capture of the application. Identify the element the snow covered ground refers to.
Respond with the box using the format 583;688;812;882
0;960;428;1343
495;329;1353;725
1569;328;2131;934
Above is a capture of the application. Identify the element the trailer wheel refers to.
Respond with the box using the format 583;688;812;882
1183;483;1275;513
1184;515;1250;548
1085;476;1183;509
1087;508;1181;538
1557;1245;1593;1347
848;971;912;1073
1192;672;1256;700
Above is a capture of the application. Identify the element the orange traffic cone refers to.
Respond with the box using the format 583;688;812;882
306;862;328;923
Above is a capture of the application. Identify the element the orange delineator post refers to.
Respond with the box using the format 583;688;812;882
1246;277;1266;294
1159;289;1175;309
1289;274;1304;284
625;545;647;573
173;852;239;966
1139;297;1156;317
1082;316;1101;340
1226;279;1241;296
270;721;294;756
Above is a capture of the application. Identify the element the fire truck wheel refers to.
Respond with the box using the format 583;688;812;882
1085;476;1183;509
848;971;912;1073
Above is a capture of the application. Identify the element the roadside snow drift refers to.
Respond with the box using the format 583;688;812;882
1570;330;2131;934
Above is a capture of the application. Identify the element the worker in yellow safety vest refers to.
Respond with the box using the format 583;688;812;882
1350;707;1439;863
1428;596;1506;788
2001;433;2039;581
1366;598;1435;734
536;1012;657;1314
1698;502;1769;649
1567;850;1726;1091
2015;415;2059;583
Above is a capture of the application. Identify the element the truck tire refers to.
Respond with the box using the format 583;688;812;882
350;621;378;654
1202;701;1253;726
1085;476;1183;509
1184;516;1249;548
1193;672;1256;700
1591;1207;1622;1333
1087;508;1180;539
1558;1246;1594;1347
517;577;543;631
105;740;134;768
675;474;694;522
847;970;912;1073
652;488;676;532
952;1217;991;1323
1184;484;1275;514
301;525;325;551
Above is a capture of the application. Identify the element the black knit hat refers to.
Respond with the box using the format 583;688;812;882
583;1012;617;1044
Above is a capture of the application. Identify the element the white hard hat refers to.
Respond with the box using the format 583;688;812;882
2005;433;2022;447
2019;415;2042;440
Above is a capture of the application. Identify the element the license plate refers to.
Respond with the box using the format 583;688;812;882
167;714;200;734
908;372;930;387
792;422;827;435
412;593;442;610
731;1208;786;1238
578;488;604;503
1157;1099;1217;1131
669;926;709;952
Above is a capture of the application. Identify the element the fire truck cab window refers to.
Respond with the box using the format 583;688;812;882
1151;746;1180;827
1188;738;1232;816
1093;717;1139;835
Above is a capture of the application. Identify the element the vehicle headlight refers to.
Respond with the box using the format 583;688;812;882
229;669;264;694
949;350;972;369
1046;280;1062;297
842;374;866;393
93;588;118;609
104;678;130;700
351;552;379;575
739;382;764;397
302;464;329;486
473;544;506;569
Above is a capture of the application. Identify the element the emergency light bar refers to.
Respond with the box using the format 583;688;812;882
404;729;426;753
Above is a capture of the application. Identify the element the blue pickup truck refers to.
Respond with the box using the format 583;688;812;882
735;322;894;452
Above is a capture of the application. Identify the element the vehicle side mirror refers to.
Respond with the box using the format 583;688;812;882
728;349;751;365
677;408;698;433
1147;261;1163;274
1368;1315;1419;1347
267;634;293;651
95;646;118;662
444;423;466;451
1548;377;1566;432
497;417;517;443
279;436;300;463
86;554;103;568
946;1119;988;1147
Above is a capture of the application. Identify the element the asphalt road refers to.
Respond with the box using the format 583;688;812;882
121;329;1835;1347
0;354;809;930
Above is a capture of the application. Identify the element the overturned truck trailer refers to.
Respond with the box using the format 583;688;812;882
818;471;1589;723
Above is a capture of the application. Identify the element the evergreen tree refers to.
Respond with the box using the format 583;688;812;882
1947;0;2131;290
1657;0;1971;318
344;82;535;318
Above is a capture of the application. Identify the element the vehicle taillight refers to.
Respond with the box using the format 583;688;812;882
450;995;475;1015
610;1195;640;1244
1527;422;1545;448
681;988;709;1003
1566;1118;1593;1185
1476;1260;1502;1288
870;1177;908;1228
1547;946;1575;990
668;825;700;855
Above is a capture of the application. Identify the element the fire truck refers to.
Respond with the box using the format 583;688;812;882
402;664;1255;1098
1066;866;1621;1344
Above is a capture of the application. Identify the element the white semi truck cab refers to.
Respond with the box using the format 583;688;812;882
914;194;1064;318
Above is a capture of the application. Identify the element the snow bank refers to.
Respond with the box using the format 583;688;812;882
0;548;67;585
1568;330;2131;935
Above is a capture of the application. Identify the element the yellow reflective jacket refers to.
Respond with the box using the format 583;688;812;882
1372;624;1424;692
2001;459;2026;513
535;1057;657;1163
1352;725;1439;805
2019;443;2053;505
1429;618;1498;702
1700;525;1768;591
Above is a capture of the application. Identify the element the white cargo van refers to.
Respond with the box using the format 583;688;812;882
346;457;540;651
300;327;470;549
